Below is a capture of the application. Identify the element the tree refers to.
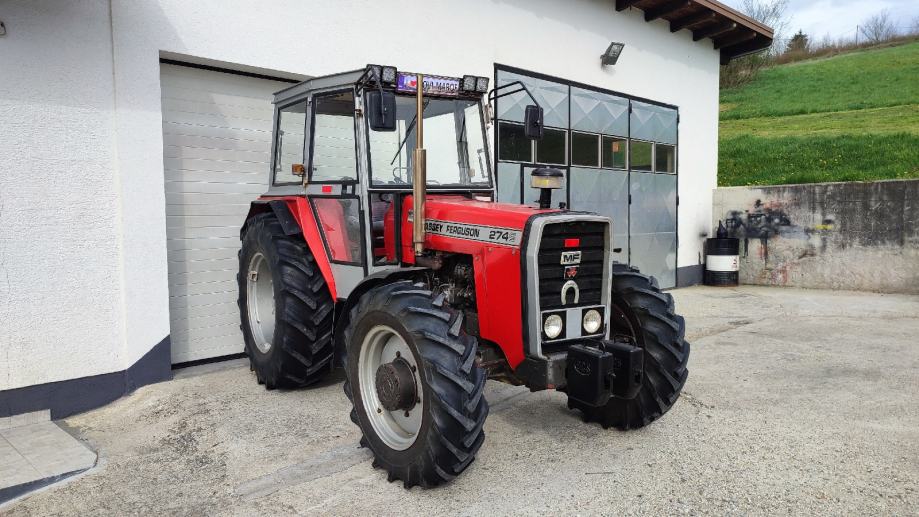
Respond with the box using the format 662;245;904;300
860;10;895;44
720;0;790;89
786;30;809;53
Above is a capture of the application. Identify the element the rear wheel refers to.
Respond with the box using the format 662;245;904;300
571;264;690;429
343;281;488;488
238;213;334;389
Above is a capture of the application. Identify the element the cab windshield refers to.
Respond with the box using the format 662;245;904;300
367;95;491;188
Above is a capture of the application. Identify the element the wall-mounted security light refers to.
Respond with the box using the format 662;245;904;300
601;42;625;66
0;21;6;36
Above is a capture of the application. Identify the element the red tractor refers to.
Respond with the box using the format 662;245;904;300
238;65;689;488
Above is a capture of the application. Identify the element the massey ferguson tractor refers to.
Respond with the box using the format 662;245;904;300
238;65;689;488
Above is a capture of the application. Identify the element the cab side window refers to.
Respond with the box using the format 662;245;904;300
274;101;307;184
310;91;358;183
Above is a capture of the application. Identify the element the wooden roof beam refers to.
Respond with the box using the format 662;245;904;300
670;10;717;32
644;0;691;22
720;35;772;64
714;30;757;49
616;0;642;12
693;21;736;41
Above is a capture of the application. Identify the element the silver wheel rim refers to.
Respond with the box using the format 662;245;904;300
358;325;423;450
246;252;275;354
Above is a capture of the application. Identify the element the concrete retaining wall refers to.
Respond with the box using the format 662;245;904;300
712;180;919;294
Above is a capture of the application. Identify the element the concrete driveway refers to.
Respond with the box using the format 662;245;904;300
4;286;918;515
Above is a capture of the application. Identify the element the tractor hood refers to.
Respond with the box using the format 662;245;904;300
420;195;556;246
425;194;556;228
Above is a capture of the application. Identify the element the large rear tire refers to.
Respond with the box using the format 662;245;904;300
572;264;690;429
238;213;334;389
343;281;488;488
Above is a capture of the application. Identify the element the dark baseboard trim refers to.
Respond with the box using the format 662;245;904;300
0;336;173;420
677;264;704;288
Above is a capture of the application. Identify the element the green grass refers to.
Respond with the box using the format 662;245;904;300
719;41;919;186
720;105;919;139
720;42;919;120
719;133;919;186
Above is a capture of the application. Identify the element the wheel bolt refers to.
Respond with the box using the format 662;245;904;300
377;408;382;413
404;411;410;417
395;351;401;358
411;365;416;372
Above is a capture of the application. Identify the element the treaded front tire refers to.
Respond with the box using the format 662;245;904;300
573;264;690;429
238;213;334;389
343;281;488;488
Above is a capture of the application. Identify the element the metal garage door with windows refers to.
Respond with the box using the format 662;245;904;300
160;62;294;364
494;67;679;288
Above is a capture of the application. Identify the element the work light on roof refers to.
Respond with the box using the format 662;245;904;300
366;64;397;85
462;75;477;92
381;66;397;84
461;75;490;94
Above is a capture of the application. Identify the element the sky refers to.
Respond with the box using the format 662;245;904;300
721;0;919;43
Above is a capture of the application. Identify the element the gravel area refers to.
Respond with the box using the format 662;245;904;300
3;285;918;515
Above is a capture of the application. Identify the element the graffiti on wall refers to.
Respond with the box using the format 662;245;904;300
722;198;835;270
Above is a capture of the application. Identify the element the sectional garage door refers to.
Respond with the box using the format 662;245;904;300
160;63;293;363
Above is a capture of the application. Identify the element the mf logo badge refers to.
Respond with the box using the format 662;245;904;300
573;359;592;376
561;280;580;305
560;251;581;265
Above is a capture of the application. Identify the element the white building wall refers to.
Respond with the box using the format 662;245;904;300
1;0;719;390
0;1;126;390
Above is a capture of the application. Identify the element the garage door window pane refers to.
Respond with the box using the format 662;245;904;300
311;91;358;183
630;140;653;172
571;132;599;167
656;144;676;174
499;122;531;162
275;101;307;183
536;128;567;165
601;136;627;169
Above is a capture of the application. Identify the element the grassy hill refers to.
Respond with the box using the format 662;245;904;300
719;41;919;186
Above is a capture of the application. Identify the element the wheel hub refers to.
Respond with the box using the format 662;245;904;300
375;358;417;411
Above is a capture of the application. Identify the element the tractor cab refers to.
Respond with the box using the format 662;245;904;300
262;65;543;277
239;64;689;489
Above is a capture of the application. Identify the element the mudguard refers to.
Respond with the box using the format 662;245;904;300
331;267;428;366
243;197;339;300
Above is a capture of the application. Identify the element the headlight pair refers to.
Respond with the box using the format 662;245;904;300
542;309;603;339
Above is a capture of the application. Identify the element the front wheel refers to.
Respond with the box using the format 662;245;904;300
343;281;488;488
571;264;690;429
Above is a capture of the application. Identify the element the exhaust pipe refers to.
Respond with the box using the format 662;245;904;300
412;73;426;256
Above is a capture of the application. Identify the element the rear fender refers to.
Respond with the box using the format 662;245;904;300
243;197;338;300
331;267;428;367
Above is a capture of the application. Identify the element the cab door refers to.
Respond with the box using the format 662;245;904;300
305;89;367;298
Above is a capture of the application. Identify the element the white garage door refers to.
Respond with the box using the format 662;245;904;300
161;63;293;364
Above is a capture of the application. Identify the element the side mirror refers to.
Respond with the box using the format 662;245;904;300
524;104;544;140
367;90;396;131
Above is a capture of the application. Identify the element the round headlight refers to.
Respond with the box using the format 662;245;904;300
544;314;563;339
583;309;602;334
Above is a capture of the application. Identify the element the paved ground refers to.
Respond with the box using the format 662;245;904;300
0;411;96;501
3;286;918;516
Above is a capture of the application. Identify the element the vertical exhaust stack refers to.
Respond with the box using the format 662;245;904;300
412;73;427;256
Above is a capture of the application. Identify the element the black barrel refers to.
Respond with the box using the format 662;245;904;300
705;221;740;286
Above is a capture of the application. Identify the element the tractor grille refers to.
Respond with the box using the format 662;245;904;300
537;221;608;311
